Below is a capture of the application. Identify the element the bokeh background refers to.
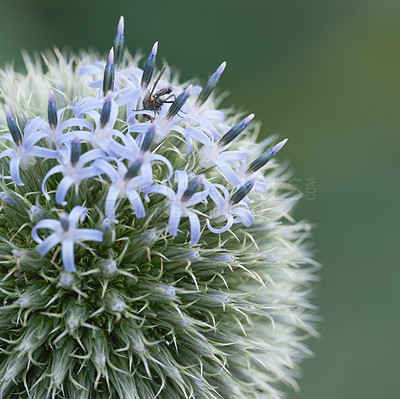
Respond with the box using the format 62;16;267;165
0;1;398;398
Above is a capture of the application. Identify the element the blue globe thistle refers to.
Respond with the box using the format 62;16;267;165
0;16;318;399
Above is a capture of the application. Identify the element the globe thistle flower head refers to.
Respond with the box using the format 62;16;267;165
0;16;318;399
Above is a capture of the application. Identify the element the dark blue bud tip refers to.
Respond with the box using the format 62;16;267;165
100;91;113;128
103;48;115;95
59;212;69;232
230;179;256;205
140;124;156;152
5;104;23;146
197;61;226;106
71;135;81;166
114;16;124;66
182;175;203;202
141;42;158;89
167;85;192;120
247;138;288;173
124;159;142;180
219;113;254;147
48;90;58;129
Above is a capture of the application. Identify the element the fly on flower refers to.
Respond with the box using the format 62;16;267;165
142;66;175;119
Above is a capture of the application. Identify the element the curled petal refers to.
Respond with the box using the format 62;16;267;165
168;203;181;236
57;131;94;145
175;170;188;196
42;165;65;199
214;159;241;185
93;159;119;182
207;183;229;210
56;175;77;205
185;126;213;147
148;154;174;180
31;219;62;243
37;232;61;256
220;150;248;162
115;88;141;107
9;156;23;186
140;163;154;185
144;184;175;200
232;207;254;227
108;140;138;160
105;185;120;222
59;118;94;133
185;188;209;207
62;239;76;272
206;214;234;234
0;148;15;160
79;149;105;165
78;166;100;180
126;189;146;219
24;117;45;139
23;131;48;150
188;211;201;244
68;206;88;226
28;146;58;159
74;229;103;242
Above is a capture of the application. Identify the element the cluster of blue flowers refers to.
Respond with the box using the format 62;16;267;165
0;17;286;273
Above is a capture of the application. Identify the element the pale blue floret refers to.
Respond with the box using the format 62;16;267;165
206;181;255;234
93;159;148;222
230;138;288;193
43;90;95;144
145;170;209;244
0;107;58;186
185;117;254;184
41;138;104;205
57;93;125;154
31;206;103;272
108;124;173;183
129;85;193;147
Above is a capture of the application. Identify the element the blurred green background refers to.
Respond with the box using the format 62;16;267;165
1;1;398;398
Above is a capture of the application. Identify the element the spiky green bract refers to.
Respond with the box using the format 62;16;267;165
0;47;318;399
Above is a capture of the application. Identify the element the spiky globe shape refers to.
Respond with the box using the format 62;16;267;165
0;17;318;399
